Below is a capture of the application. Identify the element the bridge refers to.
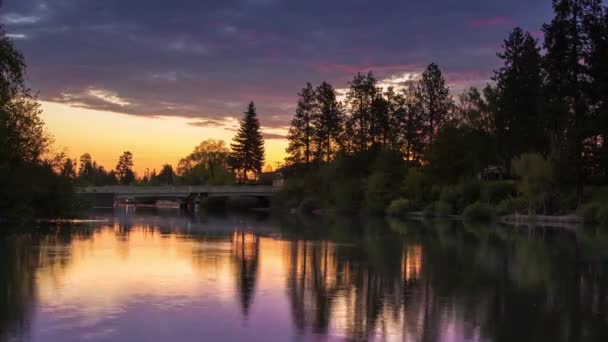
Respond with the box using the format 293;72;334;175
77;185;279;209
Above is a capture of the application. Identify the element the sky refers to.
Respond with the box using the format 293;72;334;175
1;0;554;174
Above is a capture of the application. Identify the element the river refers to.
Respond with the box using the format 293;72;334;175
1;208;607;341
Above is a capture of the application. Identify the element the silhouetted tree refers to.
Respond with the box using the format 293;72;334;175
115;151;134;185
314;82;344;162
287;83;317;166
416;63;452;149
156;164;175;185
60;158;77;179
542;0;598;198
230;102;265;181
397;81;425;164
494;28;545;171
344;72;379;153
178;139;233;185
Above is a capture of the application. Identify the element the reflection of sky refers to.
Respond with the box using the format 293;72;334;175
23;218;485;342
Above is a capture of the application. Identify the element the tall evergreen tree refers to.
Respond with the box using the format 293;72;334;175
286;83;316;166
344;72;379;153
230;102;265;181
494;27;545;169
584;3;608;178
313;82;343;162
398;82;425;164
416;63;453;149
542;0;597;198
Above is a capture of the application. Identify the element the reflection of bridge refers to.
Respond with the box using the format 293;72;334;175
77;186;279;209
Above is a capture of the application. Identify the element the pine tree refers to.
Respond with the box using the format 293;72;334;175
345;72;379;153
493;27;544;168
313;82;344;162
398;81;425;164
286;83;316;166
542;0;597;198
416;63;452;149
230;102;265;181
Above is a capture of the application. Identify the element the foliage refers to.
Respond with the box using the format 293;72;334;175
364;150;405;214
483;181;517;204
386;198;411;217
230;102;265;181
177;139;233;185
115;151;135;185
496;196;529;216
415;63;453;147
425;124;496;184
512;153;555;213
463;202;495;222
286;82;316;166
402;168;433;210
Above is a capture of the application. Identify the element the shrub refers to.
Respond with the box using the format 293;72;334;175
403;168;432;209
496;196;529;216
484;181;517;204
577;203;601;224
512;153;555;214
440;186;460;211
435;201;454;217
386;198;411;217
461;180;482;207
297;198;321;214
463;202;495;222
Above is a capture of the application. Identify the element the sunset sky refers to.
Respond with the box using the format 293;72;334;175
2;0;553;174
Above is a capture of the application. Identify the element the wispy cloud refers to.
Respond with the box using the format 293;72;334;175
314;62;420;74
87;89;132;107
168;39;209;55
6;33;29;40
1;13;41;24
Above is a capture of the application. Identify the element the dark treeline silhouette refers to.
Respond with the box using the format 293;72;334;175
0;27;80;220
282;0;608;219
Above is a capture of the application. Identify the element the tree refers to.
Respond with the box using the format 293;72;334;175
344;72;379;153
156;164;175;185
115;151;134;185
494;28;545;169
313;82;344;162
397;81;425;164
512;153;556;214
230;102;265;181
542;0;597;199
286;83;316;166
416;63;453;148
178;139;233;185
60;158;77;179
0;27;26;105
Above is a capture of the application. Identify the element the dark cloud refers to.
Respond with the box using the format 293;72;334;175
262;132;286;140
3;0;554;126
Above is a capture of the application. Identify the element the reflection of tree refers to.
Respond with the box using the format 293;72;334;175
0;236;37;342
283;217;608;341
232;231;260;317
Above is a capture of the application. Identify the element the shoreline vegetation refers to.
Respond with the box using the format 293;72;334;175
3;0;608;230
274;0;608;229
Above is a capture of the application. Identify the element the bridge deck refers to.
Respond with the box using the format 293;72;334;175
78;185;278;198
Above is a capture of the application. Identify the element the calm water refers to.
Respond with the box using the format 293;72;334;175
1;209;608;342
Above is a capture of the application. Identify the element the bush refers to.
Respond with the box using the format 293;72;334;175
512;153;555;213
463;202;495;222
386;198;411;217
577;203;601;224
297;198;321;214
403;168;432;209
484;181;517;204
435;201;454;217
496;196;529;216
461;180;482;207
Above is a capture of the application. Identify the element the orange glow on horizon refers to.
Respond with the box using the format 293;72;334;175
40;101;288;175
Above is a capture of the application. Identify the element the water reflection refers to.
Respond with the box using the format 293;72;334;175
1;210;608;341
